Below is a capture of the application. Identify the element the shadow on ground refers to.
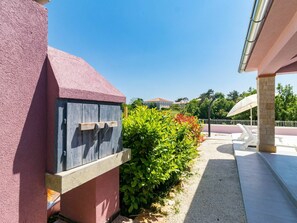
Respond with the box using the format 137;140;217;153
216;144;234;155
183;144;246;223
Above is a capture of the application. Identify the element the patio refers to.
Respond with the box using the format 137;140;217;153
233;133;297;223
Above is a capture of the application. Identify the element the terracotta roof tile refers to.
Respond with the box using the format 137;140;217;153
144;98;173;102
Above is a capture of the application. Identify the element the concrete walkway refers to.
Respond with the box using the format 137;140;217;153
165;134;246;223
233;134;297;223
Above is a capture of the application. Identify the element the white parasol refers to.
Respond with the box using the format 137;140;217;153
227;94;257;126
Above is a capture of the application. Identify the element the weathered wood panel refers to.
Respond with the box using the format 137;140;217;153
66;102;83;170
53;100;122;173
99;104;122;158
82;103;99;164
54;100;67;173
112;105;123;153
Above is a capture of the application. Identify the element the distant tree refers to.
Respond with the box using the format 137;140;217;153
227;90;240;102
183;97;189;102
275;84;297;121
169;85;297;121
130;98;144;109
175;97;189;103
199;89;214;101
170;103;181;111
214;92;224;99
183;99;200;117
239;87;257;99
248;87;256;94
148;102;157;109
212;97;235;119
198;98;210;119
175;98;182;102
185;90;225;119
202;92;227;119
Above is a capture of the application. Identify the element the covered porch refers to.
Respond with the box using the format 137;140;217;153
232;133;297;223
239;0;297;152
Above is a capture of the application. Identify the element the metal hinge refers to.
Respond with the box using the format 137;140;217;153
63;150;67;156
63;118;67;125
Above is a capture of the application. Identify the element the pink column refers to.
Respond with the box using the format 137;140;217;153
0;0;48;222
61;168;120;223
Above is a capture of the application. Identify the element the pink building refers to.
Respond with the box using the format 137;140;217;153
0;0;130;222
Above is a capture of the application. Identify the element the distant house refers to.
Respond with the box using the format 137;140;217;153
144;98;173;110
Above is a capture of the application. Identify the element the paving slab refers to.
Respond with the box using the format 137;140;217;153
260;150;297;208
233;136;297;223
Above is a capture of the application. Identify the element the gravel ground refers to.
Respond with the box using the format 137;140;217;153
165;133;246;223
113;133;246;223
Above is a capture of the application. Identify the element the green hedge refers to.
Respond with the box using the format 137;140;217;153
120;106;200;214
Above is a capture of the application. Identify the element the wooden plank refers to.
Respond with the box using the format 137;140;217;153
55;100;66;173
79;121;118;131
56;101;66;172
80;122;104;130
66;102;83;170
107;121;118;128
112;106;123;153
82;103;99;165
99;104;122;158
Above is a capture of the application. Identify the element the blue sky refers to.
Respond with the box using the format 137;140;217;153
47;0;297;102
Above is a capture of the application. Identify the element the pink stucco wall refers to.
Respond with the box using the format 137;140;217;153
274;126;297;136
96;167;120;222
202;124;244;134
46;57;60;174
0;0;48;222
203;124;297;136
61;168;120;223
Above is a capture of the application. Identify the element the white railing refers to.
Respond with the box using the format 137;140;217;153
200;119;297;127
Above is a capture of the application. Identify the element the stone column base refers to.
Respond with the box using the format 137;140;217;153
257;144;276;153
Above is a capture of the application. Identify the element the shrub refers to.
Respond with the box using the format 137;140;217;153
174;113;204;144
120;106;199;214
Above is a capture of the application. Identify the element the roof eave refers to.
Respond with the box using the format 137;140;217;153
238;0;274;73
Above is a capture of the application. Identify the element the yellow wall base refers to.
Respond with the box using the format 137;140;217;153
257;144;276;153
